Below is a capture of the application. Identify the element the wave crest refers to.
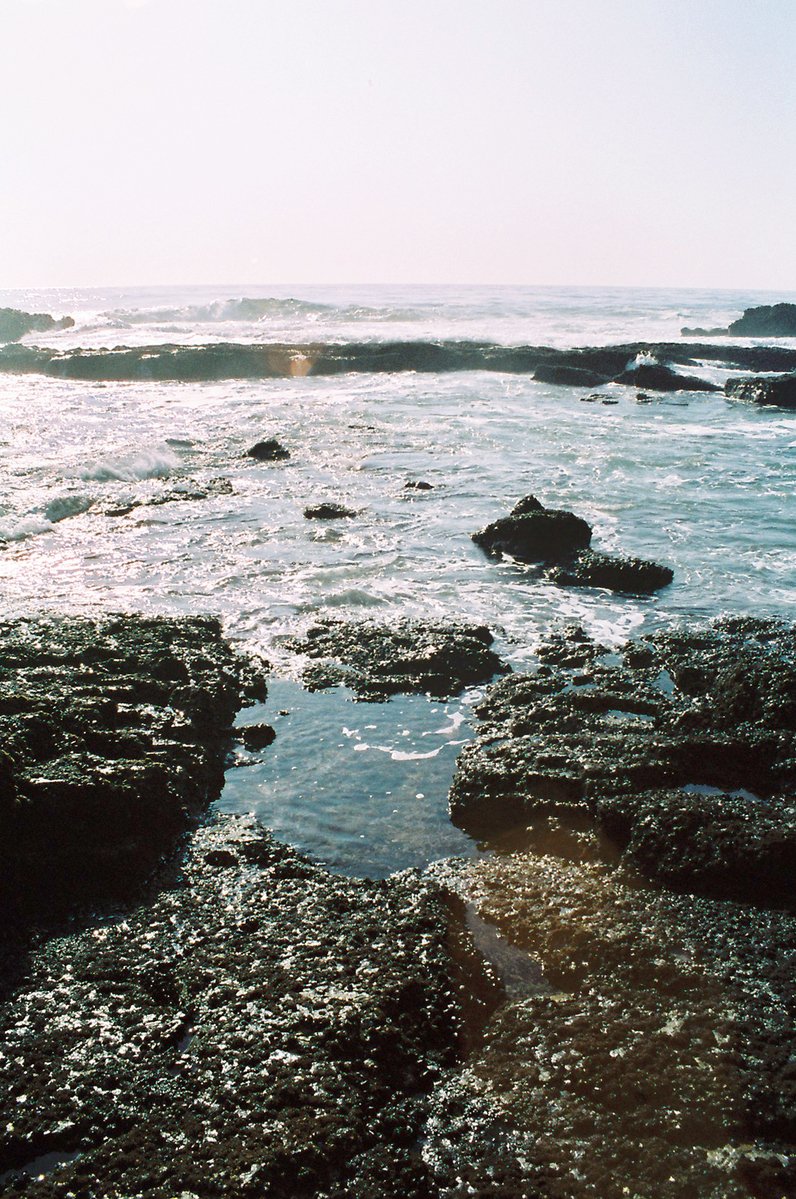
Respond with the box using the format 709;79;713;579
81;448;178;482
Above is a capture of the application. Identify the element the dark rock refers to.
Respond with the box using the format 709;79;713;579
246;439;290;461
0;615;266;921
290;618;509;700
434;846;796;1196
533;362;612;388
681;326;728;336
0;308;74;344
4;336;796;383
726;373;796;409
449;618;796;905
594;787;796;901
0;815;467;1198
473;497;592;562
473;497;672;594
236;723;276;751
404;480;434;490
728;303;796;337
614;361;720;392
303;503;357;519
546;548;673;594
509;494;545;517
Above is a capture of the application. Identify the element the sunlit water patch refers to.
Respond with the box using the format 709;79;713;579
218;680;479;877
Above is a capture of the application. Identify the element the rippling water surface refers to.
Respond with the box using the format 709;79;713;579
1;283;794;871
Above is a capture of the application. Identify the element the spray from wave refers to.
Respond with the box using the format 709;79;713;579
81;448;179;483
99;296;430;328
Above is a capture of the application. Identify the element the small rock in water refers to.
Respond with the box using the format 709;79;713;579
303;503;357;519
473;494;672;594
236;723;276;751
404;480;434;490
246;438;290;461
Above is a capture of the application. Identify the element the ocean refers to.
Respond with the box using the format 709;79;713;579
2;283;794;874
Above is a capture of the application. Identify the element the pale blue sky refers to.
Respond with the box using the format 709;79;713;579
2;0;794;288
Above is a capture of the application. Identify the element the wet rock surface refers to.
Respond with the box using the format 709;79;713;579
473;496;592;562
5;337;796;382
726;373;796;409
0;815;469;1199
290;618;509;700
0;615;265;921
533;362;611;388
545;546;674;593
450;618;796;903
473;496;673;594
428;847;796;1199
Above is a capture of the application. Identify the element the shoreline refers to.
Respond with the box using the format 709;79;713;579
1;612;794;1197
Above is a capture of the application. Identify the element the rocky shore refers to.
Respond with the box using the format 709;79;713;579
1;613;794;1197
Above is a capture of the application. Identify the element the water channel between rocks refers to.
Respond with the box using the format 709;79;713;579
218;678;482;878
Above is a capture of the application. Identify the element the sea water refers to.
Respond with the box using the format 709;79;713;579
1;284;794;873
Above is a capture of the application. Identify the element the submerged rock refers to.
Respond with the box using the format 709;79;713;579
0;615;265;920
0;308;74;344
102;476;234;517
473;496;672;594
246;438;290;461
725;373;796;409
290;618;509;700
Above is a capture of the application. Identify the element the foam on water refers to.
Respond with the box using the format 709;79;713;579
0;284;794;869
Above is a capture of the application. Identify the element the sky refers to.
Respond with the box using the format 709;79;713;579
2;0;795;289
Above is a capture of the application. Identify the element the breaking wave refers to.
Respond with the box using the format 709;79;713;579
98;296;432;328
103;296;336;326
81;448;178;482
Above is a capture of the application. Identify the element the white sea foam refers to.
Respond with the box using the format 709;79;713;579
81;449;179;483
0;517;53;543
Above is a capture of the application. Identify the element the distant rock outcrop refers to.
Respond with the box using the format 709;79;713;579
614;361;720;392
728;303;796;337
0;307;74;343
682;302;796;338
